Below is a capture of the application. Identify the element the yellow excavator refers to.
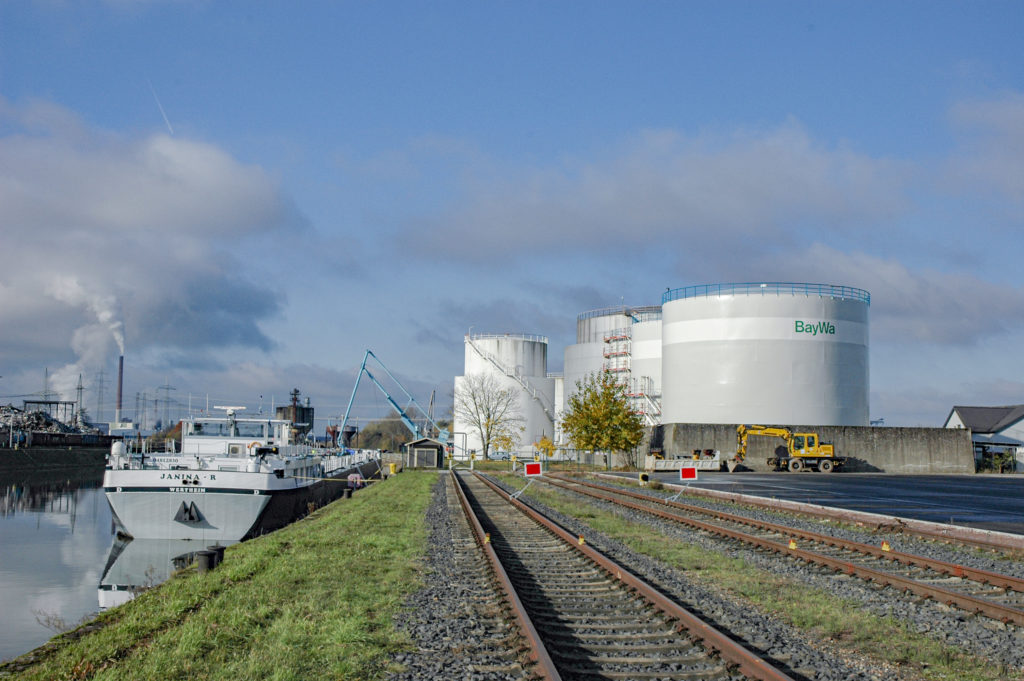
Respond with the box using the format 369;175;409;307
736;425;844;473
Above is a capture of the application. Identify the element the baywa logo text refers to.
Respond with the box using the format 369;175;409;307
794;320;836;336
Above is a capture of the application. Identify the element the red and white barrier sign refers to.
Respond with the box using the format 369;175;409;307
524;462;543;477
679;467;698;481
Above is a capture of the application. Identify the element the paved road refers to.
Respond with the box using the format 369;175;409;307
621;472;1024;535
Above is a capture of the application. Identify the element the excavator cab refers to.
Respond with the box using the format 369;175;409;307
791;434;816;454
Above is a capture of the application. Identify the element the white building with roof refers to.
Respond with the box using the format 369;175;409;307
944;404;1024;470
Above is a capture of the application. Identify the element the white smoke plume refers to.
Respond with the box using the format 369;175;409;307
45;276;125;401
47;276;125;354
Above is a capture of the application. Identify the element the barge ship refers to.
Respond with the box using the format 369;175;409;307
103;407;377;541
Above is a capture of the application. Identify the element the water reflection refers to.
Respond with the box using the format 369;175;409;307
0;465;110;662
1;464;241;662
1;475;102;526
98;537;237;609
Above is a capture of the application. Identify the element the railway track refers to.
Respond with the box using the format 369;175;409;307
540;474;1024;627
392;473;542;680
450;469;798;681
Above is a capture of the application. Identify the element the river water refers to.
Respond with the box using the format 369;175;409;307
0;463;113;661
0;462;217;663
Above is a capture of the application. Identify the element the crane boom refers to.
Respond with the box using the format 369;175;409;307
339;350;449;446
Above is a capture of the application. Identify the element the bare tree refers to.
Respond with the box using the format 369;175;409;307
454;373;523;459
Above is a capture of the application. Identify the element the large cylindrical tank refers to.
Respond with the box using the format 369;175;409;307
563;307;632;411
455;334;555;457
629;309;662;397
563;343;606;403
576;307;634;344
661;283;869;426
463;333;548;378
563;306;663;412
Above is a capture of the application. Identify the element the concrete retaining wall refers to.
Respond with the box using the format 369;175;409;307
0;447;107;472
650;423;974;474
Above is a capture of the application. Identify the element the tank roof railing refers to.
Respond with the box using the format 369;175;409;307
577;304;661;322
662;282;871;306
467;332;549;344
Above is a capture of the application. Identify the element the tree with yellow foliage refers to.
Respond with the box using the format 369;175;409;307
562;370;644;468
534;434;555;459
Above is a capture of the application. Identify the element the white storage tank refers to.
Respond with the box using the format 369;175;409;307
563;305;664;427
563;307;634;410
661;283;869;426
628;308;662;399
455;333;555;458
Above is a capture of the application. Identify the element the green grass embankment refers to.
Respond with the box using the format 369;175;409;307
1;470;439;681
501;474;1015;681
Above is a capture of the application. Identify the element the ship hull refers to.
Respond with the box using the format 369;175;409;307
104;461;374;541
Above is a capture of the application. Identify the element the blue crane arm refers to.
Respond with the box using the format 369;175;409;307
339;349;448;444
366;350;419;408
362;367;422;439
339;350;372;436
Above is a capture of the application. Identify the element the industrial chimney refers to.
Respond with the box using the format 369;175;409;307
114;355;124;425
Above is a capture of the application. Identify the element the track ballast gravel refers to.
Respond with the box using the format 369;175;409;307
389;474;535;681
533;475;1024;672
390;471;1023;679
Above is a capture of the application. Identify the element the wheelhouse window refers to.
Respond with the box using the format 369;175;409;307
235;422;267;439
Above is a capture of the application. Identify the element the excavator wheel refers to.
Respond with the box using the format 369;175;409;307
788;458;803;472
819;459;834;473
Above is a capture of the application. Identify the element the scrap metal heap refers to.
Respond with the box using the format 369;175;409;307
0;404;102;436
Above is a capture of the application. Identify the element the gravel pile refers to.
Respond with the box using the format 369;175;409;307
525;475;1024;673
388;475;534;681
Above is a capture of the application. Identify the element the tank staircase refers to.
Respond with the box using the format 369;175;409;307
465;336;556;424
602;330;631;374
628;387;663;427
604;329;662;426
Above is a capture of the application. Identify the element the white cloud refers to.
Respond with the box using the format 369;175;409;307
872;378;1024;427
774;245;1024;346
946;92;1024;206
0;98;304;400
404;121;910;261
1;130;289;237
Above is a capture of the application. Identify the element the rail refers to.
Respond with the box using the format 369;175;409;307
467;332;548;344
448;470;561;680
546;474;1024;627
470;471;797;681
577;305;662;322
109;446;378;471
663;282;871;305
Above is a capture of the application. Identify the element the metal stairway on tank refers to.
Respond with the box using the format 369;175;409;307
465;336;556;424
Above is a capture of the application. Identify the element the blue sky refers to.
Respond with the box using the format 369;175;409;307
1;1;1022;428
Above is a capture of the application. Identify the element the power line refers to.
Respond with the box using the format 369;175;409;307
94;370;106;422
158;379;176;427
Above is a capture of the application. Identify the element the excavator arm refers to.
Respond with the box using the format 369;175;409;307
737;424;842;472
736;425;793;461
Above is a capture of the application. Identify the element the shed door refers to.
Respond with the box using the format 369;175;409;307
413;447;437;468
